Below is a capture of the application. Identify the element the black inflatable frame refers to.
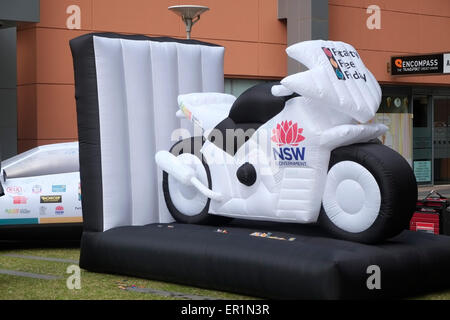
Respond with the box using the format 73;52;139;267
80;221;450;299
71;33;450;299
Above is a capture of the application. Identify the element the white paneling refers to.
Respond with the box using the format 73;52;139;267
93;36;132;230
93;37;224;229
201;46;225;92
121;39;158;226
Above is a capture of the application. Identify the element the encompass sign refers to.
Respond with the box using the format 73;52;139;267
391;53;450;76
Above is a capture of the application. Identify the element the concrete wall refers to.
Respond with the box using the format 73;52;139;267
14;0;450;153
0;27;18;159
0;0;39;23
0;0;39;159
278;0;328;74
16;0;287;152
329;0;450;85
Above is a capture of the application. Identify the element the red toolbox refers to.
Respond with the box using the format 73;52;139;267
410;211;440;234
411;191;450;235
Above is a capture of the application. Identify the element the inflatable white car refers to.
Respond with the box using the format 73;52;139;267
0;142;81;228
155;40;418;243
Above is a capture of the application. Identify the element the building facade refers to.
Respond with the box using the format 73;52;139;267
2;0;450;184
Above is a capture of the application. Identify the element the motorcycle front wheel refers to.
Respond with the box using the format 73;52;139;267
319;142;417;244
162;137;230;225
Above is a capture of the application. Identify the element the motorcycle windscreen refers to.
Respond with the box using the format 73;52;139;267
280;40;381;124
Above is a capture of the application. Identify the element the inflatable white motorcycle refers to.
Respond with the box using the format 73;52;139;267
155;40;417;243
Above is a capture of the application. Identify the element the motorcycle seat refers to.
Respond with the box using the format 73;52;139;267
209;82;299;155
228;82;297;125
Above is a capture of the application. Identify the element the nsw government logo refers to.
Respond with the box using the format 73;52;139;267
55;206;64;215
271;120;306;167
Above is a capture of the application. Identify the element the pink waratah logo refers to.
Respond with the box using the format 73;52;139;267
271;121;305;146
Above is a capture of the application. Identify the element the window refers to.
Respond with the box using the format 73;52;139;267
224;79;275;97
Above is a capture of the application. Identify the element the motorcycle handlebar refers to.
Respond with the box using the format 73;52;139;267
271;84;294;97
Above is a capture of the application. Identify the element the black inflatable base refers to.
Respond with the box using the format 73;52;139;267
0;223;82;241
80;220;450;299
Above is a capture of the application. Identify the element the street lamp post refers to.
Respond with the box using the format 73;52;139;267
168;5;210;39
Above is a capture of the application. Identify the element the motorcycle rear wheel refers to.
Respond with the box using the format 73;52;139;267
319;143;417;244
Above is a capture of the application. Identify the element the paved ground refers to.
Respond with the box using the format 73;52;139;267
418;185;450;199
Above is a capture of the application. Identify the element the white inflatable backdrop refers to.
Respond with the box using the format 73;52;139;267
92;37;224;230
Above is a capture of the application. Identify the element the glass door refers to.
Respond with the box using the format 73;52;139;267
413;96;433;185
433;96;450;184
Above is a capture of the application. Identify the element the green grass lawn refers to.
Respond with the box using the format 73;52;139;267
0;246;449;300
0;247;251;300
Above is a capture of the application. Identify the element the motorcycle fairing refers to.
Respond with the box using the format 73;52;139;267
172;39;387;224
201;97;324;223
281;40;382;124
179;83;300;156
202;96;387;223
320;122;387;150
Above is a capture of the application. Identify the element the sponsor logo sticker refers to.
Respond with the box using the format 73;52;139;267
13;196;27;205
323;47;367;81
271;120;307;167
271;120;305;147
39;206;47;216
180;103;202;127
6;186;22;194
5;209;19;214
52;185;66;192
323;47;345;80
40;195;62;203
250;231;295;242
55;206;64;215
32;185;42;194
215;228;228;234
